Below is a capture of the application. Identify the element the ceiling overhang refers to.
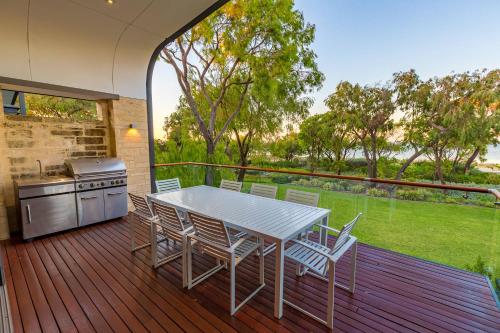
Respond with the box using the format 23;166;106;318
0;0;221;99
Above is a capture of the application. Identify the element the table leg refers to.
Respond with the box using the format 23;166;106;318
274;240;285;319
320;215;329;246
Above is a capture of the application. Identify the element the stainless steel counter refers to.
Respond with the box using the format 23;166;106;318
15;176;75;188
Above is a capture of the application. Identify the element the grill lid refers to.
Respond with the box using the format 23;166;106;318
65;158;126;177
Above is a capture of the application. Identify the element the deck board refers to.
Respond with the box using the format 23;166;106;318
2;217;499;333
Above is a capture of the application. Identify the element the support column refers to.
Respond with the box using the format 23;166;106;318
0;89;11;239
108;97;151;206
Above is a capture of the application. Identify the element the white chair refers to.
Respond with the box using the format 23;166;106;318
261;188;320;257
284;213;362;329
156;178;181;193
285;188;320;207
128;192;157;252
186;211;265;315
219;179;243;192
150;201;194;281
250;183;278;199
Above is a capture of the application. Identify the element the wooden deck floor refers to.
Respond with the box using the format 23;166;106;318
1;217;499;333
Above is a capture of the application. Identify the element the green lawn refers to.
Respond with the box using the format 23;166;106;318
241;180;500;279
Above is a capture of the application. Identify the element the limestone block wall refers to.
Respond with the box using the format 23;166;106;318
0;94;151;238
108;97;151;205
0;101;111;234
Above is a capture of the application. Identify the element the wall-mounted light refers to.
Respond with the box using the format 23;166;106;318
106;0;115;5
129;123;136;129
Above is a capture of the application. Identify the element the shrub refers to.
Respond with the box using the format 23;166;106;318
350;184;366;194
465;256;493;280
322;182;334;191
395;189;433;201
271;175;291;184
310;178;325;187
366;188;389;197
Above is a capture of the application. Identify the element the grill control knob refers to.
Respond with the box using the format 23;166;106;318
111;180;115;185
120;179;124;184
78;184;83;189
90;183;94;188
101;182;105;186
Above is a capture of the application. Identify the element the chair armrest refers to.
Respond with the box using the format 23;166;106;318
316;224;341;234
188;234;231;253
288;239;330;257
228;236;257;253
329;236;357;262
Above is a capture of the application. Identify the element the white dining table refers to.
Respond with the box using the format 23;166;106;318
148;185;331;319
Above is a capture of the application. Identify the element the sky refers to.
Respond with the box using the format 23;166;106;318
152;0;500;139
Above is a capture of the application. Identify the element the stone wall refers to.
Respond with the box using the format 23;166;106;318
0;101;111;233
0;94;151;238
108;97;151;204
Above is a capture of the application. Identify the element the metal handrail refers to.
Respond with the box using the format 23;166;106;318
153;162;500;201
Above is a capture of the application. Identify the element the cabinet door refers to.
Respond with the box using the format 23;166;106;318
20;193;78;239
77;190;105;226
104;186;128;220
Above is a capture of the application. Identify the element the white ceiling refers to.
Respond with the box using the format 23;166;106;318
0;0;219;99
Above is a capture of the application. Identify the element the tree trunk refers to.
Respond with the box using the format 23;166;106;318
205;141;215;186
237;165;247;182
451;149;461;173
395;148;425;180
434;148;445;185
464;147;480;174
370;134;378;178
361;144;372;178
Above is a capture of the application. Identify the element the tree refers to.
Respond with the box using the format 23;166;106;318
452;69;500;173
325;82;395;178
299;114;324;172
322;100;357;174
392;70;434;180
271;132;303;162
25;94;97;120
161;0;322;184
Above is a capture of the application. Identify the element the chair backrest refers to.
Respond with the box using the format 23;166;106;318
250;183;277;199
219;179;242;192
151;201;185;231
331;213;362;254
156;178;181;193
128;193;154;218
285;189;319;207
187;212;231;248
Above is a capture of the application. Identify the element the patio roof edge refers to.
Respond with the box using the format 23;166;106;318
0;76;120;101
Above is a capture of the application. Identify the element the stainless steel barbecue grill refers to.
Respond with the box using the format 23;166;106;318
65;157;128;227
15;157;129;240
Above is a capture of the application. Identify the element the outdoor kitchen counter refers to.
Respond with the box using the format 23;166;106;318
14;176;75;188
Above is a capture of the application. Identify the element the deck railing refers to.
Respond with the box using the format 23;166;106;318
153;161;499;291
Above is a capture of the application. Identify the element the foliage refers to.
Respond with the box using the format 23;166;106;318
161;0;323;184
298;114;324;172
465;256;494;280
270;132;304;162
25;94;97;121
366;188;389;197
323;81;395;178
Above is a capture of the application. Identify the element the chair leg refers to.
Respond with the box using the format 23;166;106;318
129;215;136;252
187;239;193;289
230;255;236;315
182;236;188;288
150;222;158;267
349;242;357;293
259;238;265;285
326;261;336;329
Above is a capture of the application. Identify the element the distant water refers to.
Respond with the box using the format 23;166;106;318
352;144;500;164
485;145;500;164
